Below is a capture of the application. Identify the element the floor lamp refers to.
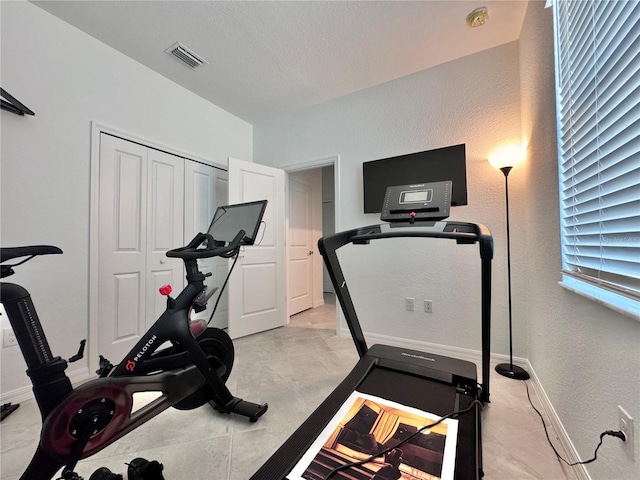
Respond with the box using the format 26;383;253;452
489;145;530;380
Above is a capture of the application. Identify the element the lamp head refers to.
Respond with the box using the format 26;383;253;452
488;144;526;176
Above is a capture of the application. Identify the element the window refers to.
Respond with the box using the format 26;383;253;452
553;0;640;319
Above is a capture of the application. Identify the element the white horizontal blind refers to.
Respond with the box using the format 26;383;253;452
554;0;640;313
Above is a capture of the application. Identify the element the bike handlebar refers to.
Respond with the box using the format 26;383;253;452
166;230;246;260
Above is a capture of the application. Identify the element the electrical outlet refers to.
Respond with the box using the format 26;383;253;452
424;300;433;313
618;405;635;460
3;328;18;348
405;297;415;311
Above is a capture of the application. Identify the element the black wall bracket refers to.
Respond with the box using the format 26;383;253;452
1;88;35;116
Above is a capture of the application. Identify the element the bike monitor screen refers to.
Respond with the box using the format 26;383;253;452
207;200;268;246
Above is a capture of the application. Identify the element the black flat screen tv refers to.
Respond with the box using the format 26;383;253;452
363;144;467;213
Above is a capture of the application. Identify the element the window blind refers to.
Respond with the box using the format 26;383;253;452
554;0;640;317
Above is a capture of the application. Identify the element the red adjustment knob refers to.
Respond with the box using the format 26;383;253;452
159;284;172;296
410;212;417;218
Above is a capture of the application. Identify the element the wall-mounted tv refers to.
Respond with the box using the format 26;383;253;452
362;144;467;213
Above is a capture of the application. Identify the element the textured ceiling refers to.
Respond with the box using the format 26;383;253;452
31;1;528;124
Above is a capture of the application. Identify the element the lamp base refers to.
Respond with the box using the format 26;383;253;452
495;363;530;380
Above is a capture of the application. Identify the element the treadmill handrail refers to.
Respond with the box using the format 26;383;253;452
322;221;493;257
318;220;493;403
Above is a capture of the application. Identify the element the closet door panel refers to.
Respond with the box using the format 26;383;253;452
98;135;184;361
146;149;184;330
184;161;228;328
98;135;149;359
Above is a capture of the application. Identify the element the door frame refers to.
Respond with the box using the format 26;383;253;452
89;122;225;374
283;155;341;332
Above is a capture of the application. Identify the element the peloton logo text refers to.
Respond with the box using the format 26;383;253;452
126;335;158;371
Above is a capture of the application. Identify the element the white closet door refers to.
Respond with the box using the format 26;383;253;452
98;135;184;361
98;135;148;361
146;149;185;326
184;161;228;328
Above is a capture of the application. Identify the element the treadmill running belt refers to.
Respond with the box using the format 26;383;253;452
252;359;479;479
358;367;457;415
359;367;478;480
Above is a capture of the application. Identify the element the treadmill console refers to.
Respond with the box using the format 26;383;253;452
380;181;452;222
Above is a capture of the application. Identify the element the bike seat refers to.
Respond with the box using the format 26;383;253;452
1;245;63;263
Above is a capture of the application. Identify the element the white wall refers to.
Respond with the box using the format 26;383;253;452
0;1;252;395
518;3;640;479
254;42;523;359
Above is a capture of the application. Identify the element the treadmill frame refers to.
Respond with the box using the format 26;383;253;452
252;220;493;480
319;220;493;404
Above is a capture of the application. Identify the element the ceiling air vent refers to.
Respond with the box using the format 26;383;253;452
165;42;208;70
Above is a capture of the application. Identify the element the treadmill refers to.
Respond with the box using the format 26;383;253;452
252;182;493;480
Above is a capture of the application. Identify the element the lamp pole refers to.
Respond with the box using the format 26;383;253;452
495;166;530;380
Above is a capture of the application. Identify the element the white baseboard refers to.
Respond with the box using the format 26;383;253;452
0;367;91;405
340;328;590;479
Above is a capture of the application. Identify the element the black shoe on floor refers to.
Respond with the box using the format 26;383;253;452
127;457;165;480
88;467;123;480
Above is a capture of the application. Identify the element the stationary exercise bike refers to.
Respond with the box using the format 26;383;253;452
0;200;269;480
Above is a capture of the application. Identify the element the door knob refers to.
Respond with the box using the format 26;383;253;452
160;259;166;264
308;250;314;256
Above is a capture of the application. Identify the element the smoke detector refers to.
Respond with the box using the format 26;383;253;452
165;42;208;69
466;7;489;27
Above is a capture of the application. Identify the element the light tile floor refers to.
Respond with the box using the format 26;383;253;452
1;297;577;480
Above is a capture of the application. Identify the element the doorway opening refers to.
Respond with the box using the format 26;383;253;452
286;158;339;331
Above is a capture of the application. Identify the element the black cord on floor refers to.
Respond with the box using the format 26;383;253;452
522;380;625;466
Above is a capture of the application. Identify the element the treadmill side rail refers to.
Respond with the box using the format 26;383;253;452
318;221;493;403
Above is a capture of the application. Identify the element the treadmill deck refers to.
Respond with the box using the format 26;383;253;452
251;347;480;480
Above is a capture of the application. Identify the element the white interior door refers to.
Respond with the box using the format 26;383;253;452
227;158;286;338
288;176;314;315
184;161;228;328
98;135;183;361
